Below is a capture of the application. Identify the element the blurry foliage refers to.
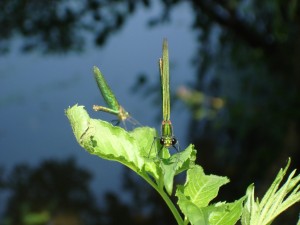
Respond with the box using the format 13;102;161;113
176;85;225;120
0;0;150;54
1;0;300;224
2;159;102;225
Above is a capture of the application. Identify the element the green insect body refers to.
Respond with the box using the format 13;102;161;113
92;66;137;126
148;39;179;158
159;39;178;150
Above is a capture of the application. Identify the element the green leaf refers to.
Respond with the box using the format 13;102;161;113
176;187;208;225
178;165;229;207
161;144;196;195
65;104;155;172
65;104;90;142
241;158;300;225
241;184;257;225
176;165;230;224
206;198;245;225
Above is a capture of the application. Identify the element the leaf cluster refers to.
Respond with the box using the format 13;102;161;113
66;105;246;225
66;104;300;224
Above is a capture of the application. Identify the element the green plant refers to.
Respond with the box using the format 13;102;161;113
66;105;300;225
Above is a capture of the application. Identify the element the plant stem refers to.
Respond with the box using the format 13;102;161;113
140;173;184;225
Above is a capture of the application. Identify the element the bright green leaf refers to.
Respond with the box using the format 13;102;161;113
161;144;196;195
241;158;300;225
66;104;153;172
176;165;230;224
207;197;245;225
178;165;229;208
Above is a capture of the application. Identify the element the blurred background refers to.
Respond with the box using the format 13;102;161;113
0;0;299;224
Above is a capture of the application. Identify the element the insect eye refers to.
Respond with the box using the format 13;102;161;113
172;138;177;145
160;137;165;145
